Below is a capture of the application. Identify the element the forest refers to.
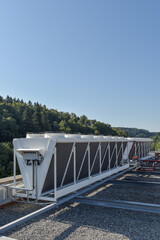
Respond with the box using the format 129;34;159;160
0;95;159;178
116;127;159;138
0;95;127;178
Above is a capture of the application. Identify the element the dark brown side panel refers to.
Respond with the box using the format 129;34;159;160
76;142;88;180
110;142;116;168
42;155;54;193
90;142;100;175
129;142;135;160
101;142;109;172
56;143;74;187
42;141;129;194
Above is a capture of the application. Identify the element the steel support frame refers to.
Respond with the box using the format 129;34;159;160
90;142;101;175
144;142;146;156
114;142;125;168
101;142;109;170
77;143;90;181
138;142;140;158
72;196;160;214
56;164;129;199
71;165;160;214
10;151;33;202
16;141;129;203
7;140;138;202
13;151;16;196
128;170;160;175
54;141;129;200
12;146;58;203
140;142;143;158
110;179;160;188
117;142;124;166
143;142;145;157
54;147;57;201
13;151;16;188
135;142;137;157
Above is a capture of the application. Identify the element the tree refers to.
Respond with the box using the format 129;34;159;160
59;120;71;133
113;128;128;137
22;107;33;134
0;95;3;102
0;117;19;142
41;109;51;131
79;115;88;125
28;101;33;107
0;142;14;178
33;103;43;132
6;95;13;103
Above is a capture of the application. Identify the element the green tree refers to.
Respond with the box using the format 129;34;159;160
59;120;71;133
0;142;14;178
0;117;19;142
41;109;51;131
33;103;43;132
22;107;33;134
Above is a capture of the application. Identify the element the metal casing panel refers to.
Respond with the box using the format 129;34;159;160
42;141;127;194
76;143;88;180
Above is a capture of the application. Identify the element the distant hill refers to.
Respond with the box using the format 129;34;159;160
116;127;160;138
0;95;122;143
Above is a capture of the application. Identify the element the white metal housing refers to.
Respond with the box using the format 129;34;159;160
11;133;152;202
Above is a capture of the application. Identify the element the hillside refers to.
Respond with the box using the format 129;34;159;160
116;127;160;138
0;95;126;178
0;95;122;143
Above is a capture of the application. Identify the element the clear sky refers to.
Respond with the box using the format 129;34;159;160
0;0;160;132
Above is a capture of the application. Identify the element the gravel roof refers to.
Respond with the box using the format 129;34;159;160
1;173;160;240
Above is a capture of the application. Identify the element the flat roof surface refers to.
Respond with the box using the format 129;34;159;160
1;172;160;240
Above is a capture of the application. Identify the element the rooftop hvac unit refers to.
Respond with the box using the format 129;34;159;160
7;133;152;203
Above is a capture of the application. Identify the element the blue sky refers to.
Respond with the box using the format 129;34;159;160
0;0;160;132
